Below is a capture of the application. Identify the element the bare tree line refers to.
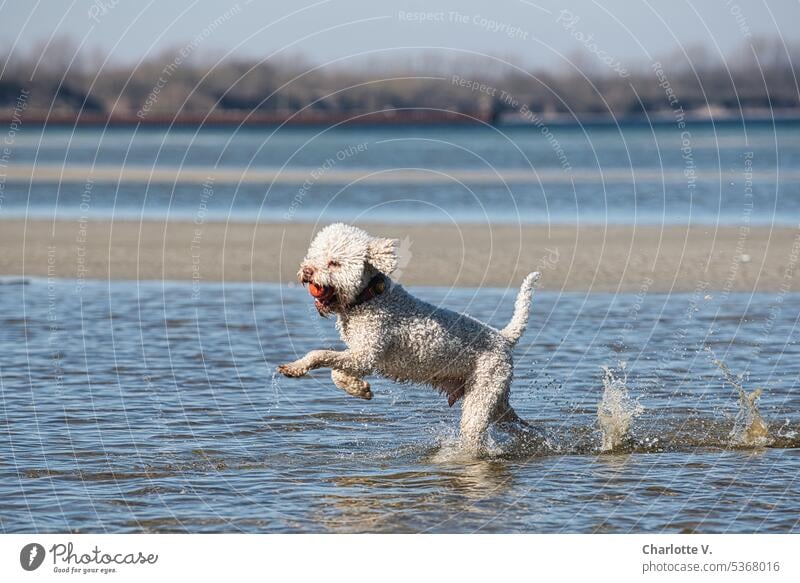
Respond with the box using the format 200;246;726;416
1;36;798;123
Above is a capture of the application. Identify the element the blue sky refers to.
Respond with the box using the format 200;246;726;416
2;0;798;71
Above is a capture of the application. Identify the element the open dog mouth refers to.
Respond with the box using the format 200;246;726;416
308;282;337;311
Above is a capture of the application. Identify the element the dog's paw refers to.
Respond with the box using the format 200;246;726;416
331;371;373;400
277;363;307;377
343;379;373;400
351;381;373;400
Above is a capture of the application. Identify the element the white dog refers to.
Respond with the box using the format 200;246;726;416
277;223;540;449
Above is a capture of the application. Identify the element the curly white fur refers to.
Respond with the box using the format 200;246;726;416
278;223;540;451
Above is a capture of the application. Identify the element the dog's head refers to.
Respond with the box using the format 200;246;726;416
299;223;398;315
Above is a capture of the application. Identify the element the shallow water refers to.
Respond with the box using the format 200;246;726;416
1;279;799;532
3;122;800;224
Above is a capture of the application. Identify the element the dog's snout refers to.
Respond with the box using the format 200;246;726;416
301;266;314;282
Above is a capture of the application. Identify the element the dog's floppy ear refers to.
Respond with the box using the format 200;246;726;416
367;237;399;274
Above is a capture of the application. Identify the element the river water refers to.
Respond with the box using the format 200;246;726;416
1;278;798;532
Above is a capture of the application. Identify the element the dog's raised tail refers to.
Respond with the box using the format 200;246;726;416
500;272;541;344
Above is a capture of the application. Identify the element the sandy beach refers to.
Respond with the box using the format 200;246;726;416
1;219;798;292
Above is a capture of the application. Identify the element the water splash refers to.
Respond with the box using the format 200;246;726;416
706;349;770;447
597;363;643;452
269;371;282;409
429;420;555;461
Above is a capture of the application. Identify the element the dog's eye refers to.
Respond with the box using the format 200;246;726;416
327;260;341;268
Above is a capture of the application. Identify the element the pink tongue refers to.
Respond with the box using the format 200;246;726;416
309;283;326;298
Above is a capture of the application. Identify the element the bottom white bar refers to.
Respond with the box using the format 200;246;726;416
1;534;796;582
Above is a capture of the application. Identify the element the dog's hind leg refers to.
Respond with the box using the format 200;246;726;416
493;404;526;426
460;354;513;452
491;387;533;427
331;369;373;400
493;404;535;437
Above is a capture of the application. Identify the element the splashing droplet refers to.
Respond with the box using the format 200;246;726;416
270;371;282;409
597;363;643;452
706;349;770;447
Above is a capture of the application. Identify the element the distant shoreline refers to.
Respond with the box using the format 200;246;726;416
2;218;798;293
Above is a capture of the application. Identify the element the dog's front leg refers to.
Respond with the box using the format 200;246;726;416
331;369;373;400
277;349;372;379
